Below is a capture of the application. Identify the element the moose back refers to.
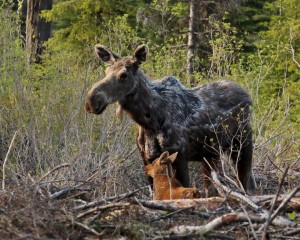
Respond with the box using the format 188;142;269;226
85;44;256;197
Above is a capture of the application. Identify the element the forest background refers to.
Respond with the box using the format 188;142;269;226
0;0;300;238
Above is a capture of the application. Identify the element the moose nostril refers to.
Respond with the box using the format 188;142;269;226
85;101;91;113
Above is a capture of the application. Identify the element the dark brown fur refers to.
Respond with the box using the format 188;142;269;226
86;44;256;196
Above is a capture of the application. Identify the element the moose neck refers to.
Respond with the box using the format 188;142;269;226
118;70;163;130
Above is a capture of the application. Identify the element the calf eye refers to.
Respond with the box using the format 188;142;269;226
120;73;127;80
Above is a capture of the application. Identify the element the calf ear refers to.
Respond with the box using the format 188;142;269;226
145;164;154;178
95;44;119;64
159;151;170;165
134;44;148;64
168;152;178;163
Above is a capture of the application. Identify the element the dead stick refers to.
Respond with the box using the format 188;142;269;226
38;163;71;182
147;206;193;223
285;228;300;236
76;202;129;219
73;220;103;236
211;171;261;211
170;211;293;236
134;199;210;218
74;188;142;211
2;131;18;191
270;185;300;223
241;205;258;240
261;166;289;239
49;184;80;200
49;170;108;200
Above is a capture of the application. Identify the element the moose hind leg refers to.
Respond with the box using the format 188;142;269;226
232;129;256;195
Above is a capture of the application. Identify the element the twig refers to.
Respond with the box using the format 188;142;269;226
261;166;289;239
49;170;106;200
269;185;300;224
73;188;143;211
76;202;129;219
241;205;258;240
147;206;193;223
133;196;152;212
155;233;234;240
285;228;300;236
2;131;18;191
38;163;71;182
289;27;300;68
49;184;80;200
73;220;103;236
211;171;261;211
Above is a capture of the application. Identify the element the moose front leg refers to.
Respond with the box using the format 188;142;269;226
173;154;190;187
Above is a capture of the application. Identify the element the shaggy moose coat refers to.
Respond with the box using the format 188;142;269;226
85;44;256;196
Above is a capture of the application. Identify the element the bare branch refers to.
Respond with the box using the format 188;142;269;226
38;163;71;183
289;28;300;68
73;188;143;211
261;166;289;240
2;131;19;191
211;171;261;211
76;202;129;219
73;220;103;237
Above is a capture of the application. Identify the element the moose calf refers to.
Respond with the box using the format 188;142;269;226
145;151;201;200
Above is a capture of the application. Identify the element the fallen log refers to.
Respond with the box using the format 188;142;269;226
138;195;300;212
169;211;294;237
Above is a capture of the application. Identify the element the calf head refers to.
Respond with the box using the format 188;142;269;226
145;151;178;177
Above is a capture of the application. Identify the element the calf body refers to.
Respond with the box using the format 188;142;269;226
145;151;200;200
86;44;256;196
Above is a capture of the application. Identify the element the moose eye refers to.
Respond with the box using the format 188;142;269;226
120;73;127;80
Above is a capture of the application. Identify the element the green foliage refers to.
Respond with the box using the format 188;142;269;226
0;6;27;135
288;211;296;220
143;36;187;81
136;0;188;45
207;18;242;78
40;0;145;55
225;0;274;53
246;0;300;129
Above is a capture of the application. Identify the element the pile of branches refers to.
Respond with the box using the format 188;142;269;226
1;164;300;239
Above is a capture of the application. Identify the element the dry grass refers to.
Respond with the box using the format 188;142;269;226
1;99;299;239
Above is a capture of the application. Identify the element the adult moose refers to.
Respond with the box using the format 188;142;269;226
85;44;256;197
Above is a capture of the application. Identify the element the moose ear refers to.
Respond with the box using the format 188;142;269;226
145;164;154;178
133;44;148;64
168;152;178;163
94;44;119;64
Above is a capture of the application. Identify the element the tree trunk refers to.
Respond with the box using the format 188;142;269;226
187;0;196;86
26;0;52;64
